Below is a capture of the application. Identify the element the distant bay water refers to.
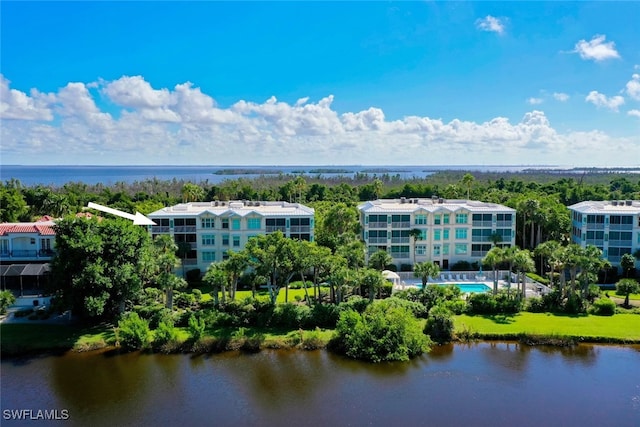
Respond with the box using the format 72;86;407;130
2;164;545;187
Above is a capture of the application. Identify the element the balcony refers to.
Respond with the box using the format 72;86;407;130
367;237;388;244
496;221;512;228
472;236;490;242
609;224;633;231
151;226;170;233
266;226;287;233
391;222;410;229
472;221;493;228
585;239;604;246
0;249;56;260
608;241;632;248
391;252;410;259
471;250;488;257
391;237;410;244
586;223;604;230
290;226;310;233
182;259;198;266
174;226;197;233
368;221;388;229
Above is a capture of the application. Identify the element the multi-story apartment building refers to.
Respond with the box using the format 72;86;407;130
148;201;315;273
358;197;516;269
569;200;640;268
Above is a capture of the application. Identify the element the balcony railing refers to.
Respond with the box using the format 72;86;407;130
0;250;56;259
391;252;410;259
391;222;410;228
471;250;488;257
266;226;287;233
151;226;170;233
472;236;490;242
472;221;493;227
182;259;198;265
174;226;197;233
585;239;604;246
609;224;633;231
368;221;388;229
391;237;410;244
496;221;512;227
608;240;632;248
290;226;311;233
367;237;387;244
586;223;604;230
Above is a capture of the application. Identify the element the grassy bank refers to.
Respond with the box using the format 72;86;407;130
454;313;640;343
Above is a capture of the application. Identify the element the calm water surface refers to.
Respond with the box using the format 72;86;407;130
2;343;639;427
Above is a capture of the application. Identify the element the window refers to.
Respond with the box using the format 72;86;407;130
201;218;215;229
233;235;240;247
455;244;467;255
202;251;216;262
455;228;467;239
434;230;441;241
455;213;468;224
232;219;241;230
186;218;196;226
247;218;261;229
415;214;427;225
222;219;229;229
497;214;512;222
222;235;229;246
433;245;441;256
443;214;450;224
442;244;449;255
443;229;450;240
416;245;427;255
201;234;215;246
434;215;441;225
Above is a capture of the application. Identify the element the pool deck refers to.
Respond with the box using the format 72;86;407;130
393;274;546;298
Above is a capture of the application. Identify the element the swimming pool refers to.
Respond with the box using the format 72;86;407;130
410;283;491;293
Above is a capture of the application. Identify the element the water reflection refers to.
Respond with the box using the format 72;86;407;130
2;343;638;427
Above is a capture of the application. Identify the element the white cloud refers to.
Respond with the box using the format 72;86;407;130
625;74;640;101
572;35;620;62
527;97;543;105
475;16;505;35
0;75;54;121
1;75;638;166
585;91;625;111
553;92;569;102
628;109;640;118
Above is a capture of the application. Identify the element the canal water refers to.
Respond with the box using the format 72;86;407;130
2;343;639;426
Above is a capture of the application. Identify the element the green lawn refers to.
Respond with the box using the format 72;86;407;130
1;323;115;355
455;313;640;341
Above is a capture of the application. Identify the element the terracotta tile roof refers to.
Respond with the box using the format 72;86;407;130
0;222;56;236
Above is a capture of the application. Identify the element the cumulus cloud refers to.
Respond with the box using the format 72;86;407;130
628;109;640;118
475;15;505;35
572;35;620;62
553;92;569;102
585;91;625;111
1;75;638;166
527;97;543;105
626;74;640;101
0;75;54;121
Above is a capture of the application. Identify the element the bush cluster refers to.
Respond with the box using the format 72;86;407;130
467;292;521;315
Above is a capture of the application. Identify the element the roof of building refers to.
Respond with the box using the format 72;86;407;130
148;201;315;218
568;200;640;214
0;221;56;236
358;198;515;214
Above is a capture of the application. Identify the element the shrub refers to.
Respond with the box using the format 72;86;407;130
424;305;454;343
306;303;340;329
443;299;467;315
525;297;546;313
188;314;206;341
191;289;202;302
589;298;616;316
467;293;497;314
271;303;311;328
174;292;197;309
154;319;179;346
302;327;326;350
118;312;151;350
134;304;171;329
330;300;431;362
0;291;16;315
338;296;369;314
380;283;394;299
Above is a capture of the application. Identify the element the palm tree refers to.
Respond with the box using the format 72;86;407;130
460;173;475;199
483;246;504;294
203;262;228;305
502;247;520;296
224;250;248;301
409;228;423;266
414;261;440;293
534;240;561;284
360;268;385;302
153;235;181;309
513;249;535;300
368;249;393;271
181;183;204;203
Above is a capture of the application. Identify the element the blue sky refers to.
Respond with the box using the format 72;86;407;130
1;1;639;166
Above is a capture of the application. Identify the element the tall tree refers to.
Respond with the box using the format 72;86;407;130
152;235;182;310
409;228;423;266
181;183;205;203
50;217;151;321
483;246;504;294
621;253;636;278
414;261;440;293
360;268;385;302
460;173;475;199
203;262;228;305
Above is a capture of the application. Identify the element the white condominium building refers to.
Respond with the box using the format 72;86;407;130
568;200;640;268
358;197;516;269
148;201;314;273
